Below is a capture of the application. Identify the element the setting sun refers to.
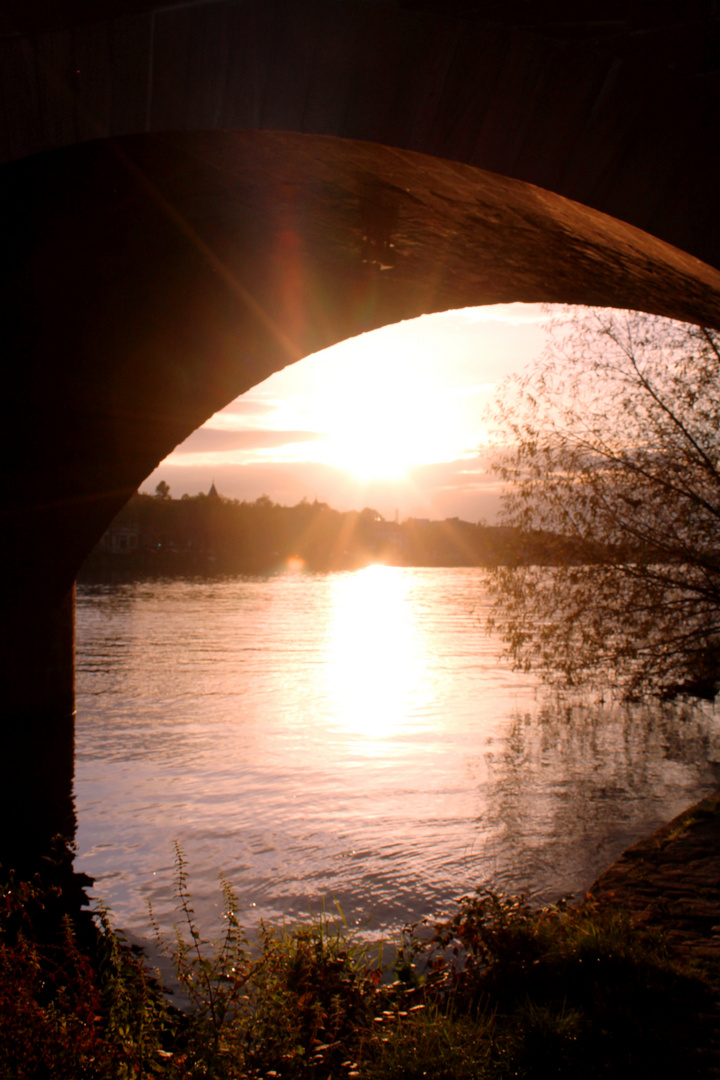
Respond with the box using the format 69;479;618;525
257;314;498;481
308;357;482;481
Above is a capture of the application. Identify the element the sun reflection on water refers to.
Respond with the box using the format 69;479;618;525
74;570;720;938
325;565;431;745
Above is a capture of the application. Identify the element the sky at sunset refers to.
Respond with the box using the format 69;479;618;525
142;302;555;522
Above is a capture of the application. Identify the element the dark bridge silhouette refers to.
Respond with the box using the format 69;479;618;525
3;0;720;863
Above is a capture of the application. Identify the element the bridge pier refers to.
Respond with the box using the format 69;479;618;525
0;587;76;875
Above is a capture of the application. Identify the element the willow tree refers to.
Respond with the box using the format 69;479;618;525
487;308;720;701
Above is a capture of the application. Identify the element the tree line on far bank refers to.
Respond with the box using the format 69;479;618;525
79;487;584;580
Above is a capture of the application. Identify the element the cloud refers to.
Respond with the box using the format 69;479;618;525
171;428;324;454
215;398;277;415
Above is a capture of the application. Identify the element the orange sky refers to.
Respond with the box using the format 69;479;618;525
142;302;554;522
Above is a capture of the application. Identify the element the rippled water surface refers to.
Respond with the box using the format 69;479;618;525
75;567;720;938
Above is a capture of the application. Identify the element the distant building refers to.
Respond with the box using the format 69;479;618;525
370;519;409;560
99;521;139;554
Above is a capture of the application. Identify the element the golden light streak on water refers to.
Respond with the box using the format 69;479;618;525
325;565;431;745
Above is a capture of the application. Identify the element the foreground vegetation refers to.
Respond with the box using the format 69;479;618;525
0;845;712;1080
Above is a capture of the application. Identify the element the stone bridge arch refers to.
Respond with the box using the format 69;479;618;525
4;0;720;865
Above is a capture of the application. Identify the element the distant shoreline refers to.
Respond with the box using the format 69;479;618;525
79;490;590;582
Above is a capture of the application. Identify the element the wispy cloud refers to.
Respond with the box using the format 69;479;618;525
172;428;324;454
215;398;277;415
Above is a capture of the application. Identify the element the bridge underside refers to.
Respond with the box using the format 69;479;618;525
7;129;720;604
4;128;720;865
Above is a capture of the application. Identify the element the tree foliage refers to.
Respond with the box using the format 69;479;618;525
487;308;720;700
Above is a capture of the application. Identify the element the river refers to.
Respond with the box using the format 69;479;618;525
75;566;720;940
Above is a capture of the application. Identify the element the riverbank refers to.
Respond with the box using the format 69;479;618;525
588;790;720;978
588;789;720;1075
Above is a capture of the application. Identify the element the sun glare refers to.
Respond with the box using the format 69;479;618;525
318;416;464;481
285;324;490;481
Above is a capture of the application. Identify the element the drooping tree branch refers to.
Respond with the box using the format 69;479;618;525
487;309;720;701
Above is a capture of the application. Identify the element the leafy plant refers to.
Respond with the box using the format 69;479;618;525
0;855;171;1079
149;845;385;1078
